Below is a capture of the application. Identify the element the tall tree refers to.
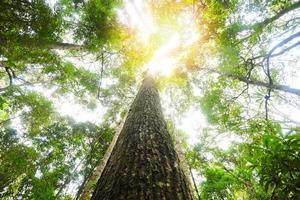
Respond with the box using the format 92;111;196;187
91;75;193;200
1;0;300;199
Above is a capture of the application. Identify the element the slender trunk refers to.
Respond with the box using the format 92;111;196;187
189;167;200;200
91;75;193;200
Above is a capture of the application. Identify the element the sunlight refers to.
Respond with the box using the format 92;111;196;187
146;34;180;76
117;0;157;42
118;0;200;76
146;10;199;76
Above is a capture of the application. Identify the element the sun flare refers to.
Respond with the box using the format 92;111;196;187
118;0;200;76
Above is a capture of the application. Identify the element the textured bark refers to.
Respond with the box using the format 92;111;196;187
91;76;193;200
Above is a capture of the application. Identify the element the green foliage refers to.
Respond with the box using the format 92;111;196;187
75;0;123;51
0;96;9;122
43;61;100;95
0;120;113;199
201;167;236;199
241;131;300;198
0;90;54;135
200;80;242;131
0;0;63;53
186;119;300;199
0;128;37;198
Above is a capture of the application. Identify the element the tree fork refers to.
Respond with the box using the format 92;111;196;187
91;75;194;200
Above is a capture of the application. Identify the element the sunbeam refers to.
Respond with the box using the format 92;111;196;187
118;0;199;76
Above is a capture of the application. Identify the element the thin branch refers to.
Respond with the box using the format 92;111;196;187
263;31;300;120
242;2;300;31
267;31;300;58
189;167;201;200
4;67;13;85
270;41;300;58
237;2;300;43
228;85;249;104
97;51;105;100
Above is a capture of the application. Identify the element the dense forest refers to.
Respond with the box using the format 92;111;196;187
0;0;300;199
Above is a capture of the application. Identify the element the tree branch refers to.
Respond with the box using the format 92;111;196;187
50;42;84;51
270;40;300;58
199;68;300;96
237;76;300;97
243;2;300;31
263;31;300;119
4;67;13;86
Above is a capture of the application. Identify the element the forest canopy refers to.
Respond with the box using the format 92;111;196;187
0;0;300;199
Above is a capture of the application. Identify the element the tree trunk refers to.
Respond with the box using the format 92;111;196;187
91;75;193;200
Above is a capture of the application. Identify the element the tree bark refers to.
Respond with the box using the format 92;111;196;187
91;75;193;200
